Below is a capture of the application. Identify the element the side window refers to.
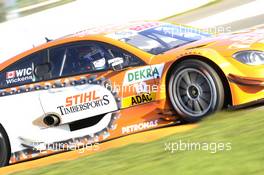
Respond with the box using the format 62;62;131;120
49;44;109;78
0;51;45;88
100;43;144;68
48;46;67;78
48;41;145;79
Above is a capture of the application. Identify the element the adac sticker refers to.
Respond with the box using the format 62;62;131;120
123;64;164;85
122;92;156;108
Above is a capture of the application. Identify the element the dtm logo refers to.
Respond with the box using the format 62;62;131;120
5;67;33;84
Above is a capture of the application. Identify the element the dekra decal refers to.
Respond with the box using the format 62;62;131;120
127;66;159;83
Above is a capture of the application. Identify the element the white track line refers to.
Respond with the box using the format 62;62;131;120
188;0;264;28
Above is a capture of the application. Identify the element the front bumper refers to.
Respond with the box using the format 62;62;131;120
228;74;264;87
227;74;264;106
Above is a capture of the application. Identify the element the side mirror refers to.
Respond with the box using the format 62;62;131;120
108;57;124;71
34;63;51;79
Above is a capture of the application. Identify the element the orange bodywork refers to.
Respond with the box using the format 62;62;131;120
1;21;264;163
2;23;264;107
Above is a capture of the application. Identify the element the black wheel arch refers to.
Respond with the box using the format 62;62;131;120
0;123;11;166
166;55;232;108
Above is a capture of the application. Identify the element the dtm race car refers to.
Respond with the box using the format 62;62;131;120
0;21;263;166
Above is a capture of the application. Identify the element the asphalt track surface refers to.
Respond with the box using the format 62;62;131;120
1;0;264;174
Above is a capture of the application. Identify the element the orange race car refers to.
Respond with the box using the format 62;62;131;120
0;21;263;166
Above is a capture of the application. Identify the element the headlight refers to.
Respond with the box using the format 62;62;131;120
233;50;264;65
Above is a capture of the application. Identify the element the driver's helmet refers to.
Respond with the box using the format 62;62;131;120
79;46;106;71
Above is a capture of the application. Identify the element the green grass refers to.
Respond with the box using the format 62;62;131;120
13;107;264;175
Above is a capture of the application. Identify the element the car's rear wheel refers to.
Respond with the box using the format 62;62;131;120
0;124;11;166
168;59;225;122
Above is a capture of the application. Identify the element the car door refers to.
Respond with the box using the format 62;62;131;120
0;50;48;120
87;42;160;110
0;50;51;149
34;41;158;143
38;42;121;126
38;40;156;123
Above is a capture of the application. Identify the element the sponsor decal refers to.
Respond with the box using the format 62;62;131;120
123;64;164;85
5;67;33;84
106;30;138;40
122;92;156;108
57;90;110;116
40;84;119;125
106;22;162;40
6;71;15;79
122;120;158;134
228;34;264;49
129;22;161;31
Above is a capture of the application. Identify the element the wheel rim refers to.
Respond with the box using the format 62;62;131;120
172;68;217;117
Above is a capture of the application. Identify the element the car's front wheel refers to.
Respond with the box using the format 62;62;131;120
168;59;225;122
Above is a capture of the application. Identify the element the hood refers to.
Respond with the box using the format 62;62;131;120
165;28;264;58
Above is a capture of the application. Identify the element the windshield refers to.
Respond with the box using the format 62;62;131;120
107;23;212;55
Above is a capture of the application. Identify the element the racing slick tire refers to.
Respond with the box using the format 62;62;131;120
0;124;11;166
168;59;225;122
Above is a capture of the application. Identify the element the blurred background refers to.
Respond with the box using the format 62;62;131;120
0;0;263;62
0;0;73;22
0;0;213;61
